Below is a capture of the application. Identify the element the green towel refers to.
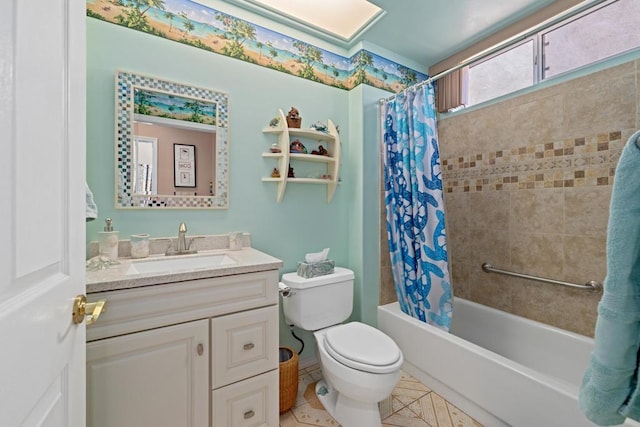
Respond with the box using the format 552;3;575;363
579;130;640;426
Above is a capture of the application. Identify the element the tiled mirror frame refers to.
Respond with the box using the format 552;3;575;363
115;70;229;209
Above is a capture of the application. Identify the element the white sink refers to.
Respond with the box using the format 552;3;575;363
125;253;236;275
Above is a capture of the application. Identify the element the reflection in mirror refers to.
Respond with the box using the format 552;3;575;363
115;70;229;209
132;136;158;195
132;122;214;196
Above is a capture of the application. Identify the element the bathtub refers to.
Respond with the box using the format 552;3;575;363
378;298;640;427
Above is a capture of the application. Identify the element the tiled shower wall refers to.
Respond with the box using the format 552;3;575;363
380;58;640;337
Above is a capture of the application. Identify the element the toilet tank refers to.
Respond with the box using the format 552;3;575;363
281;267;354;331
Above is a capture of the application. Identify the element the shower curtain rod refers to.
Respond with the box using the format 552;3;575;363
379;0;609;104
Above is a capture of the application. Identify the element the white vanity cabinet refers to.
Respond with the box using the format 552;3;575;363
87;319;210;427
86;268;280;427
210;306;279;427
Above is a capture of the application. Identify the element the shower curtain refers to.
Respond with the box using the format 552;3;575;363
381;83;452;331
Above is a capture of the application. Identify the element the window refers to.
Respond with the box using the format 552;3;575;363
468;39;536;106
459;0;640;109
542;0;640;78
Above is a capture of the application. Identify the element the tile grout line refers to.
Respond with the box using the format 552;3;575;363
281;368;482;427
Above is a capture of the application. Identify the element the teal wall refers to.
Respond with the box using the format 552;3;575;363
87;18;358;352
86;13;404;361
361;85;390;325
345;84;390;327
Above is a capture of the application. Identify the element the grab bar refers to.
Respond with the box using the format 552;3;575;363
481;262;602;292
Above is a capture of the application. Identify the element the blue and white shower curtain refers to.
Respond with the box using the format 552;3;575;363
381;83;453;331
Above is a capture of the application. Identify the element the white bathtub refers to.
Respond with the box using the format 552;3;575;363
378;298;640;427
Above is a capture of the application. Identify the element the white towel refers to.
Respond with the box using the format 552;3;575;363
86;182;98;222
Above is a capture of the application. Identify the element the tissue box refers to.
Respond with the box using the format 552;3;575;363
296;259;335;278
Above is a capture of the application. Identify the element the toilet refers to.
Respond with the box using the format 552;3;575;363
280;267;403;427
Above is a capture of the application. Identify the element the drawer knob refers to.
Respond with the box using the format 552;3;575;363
197;343;204;356
243;342;255;351
243;410;255;419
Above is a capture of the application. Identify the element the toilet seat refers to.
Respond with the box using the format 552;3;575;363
324;322;402;374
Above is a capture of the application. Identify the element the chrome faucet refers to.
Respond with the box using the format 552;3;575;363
177;222;188;253
166;222;199;255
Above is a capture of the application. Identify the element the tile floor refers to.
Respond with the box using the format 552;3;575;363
279;364;483;427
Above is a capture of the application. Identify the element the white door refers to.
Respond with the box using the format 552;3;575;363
0;1;86;426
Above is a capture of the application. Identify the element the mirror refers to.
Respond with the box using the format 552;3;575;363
115;70;229;209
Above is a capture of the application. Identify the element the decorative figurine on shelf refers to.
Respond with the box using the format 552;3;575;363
311;145;329;156
269;116;280;127
270;143;281;153
289;139;307;153
269;117;280;127
311;121;328;133
271;168;280;178
288;166;295;178
286;107;302;128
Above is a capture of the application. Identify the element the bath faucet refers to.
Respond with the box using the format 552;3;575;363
166;222;199;255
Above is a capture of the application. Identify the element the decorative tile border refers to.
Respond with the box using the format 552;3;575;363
87;0;427;93
442;131;625;193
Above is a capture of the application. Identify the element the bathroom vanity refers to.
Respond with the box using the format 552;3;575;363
85;245;283;427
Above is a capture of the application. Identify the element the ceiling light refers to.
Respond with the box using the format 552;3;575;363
238;0;383;41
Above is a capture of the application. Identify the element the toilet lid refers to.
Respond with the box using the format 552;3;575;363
324;322;402;374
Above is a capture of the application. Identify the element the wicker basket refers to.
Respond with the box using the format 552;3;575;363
279;347;299;413
286;117;302;128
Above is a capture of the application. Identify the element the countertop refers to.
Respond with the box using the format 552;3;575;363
86;247;283;293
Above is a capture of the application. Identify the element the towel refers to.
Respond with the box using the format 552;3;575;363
86;182;98;222
579;130;640;426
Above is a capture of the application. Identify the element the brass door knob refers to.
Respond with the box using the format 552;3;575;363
72;295;107;325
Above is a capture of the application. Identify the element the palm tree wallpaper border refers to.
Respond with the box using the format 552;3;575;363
134;87;218;126
87;0;428;92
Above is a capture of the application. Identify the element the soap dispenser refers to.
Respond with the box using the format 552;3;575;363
98;218;119;260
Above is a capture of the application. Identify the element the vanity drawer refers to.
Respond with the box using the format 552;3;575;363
211;305;278;389
86;270;278;341
211;369;278;427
